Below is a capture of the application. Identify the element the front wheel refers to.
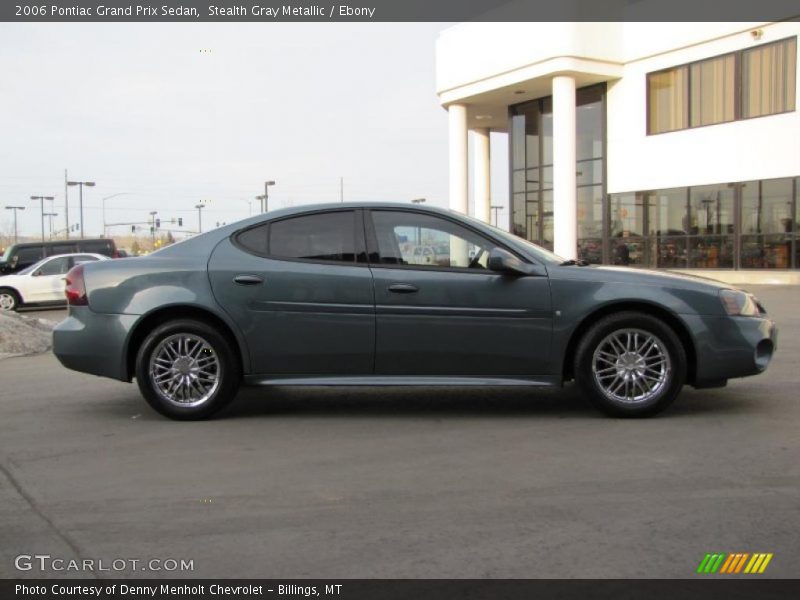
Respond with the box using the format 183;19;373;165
575;312;686;418
0;288;20;312
135;319;241;420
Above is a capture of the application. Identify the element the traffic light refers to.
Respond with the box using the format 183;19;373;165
155;218;161;228
177;217;183;227
150;226;154;233
131;225;136;233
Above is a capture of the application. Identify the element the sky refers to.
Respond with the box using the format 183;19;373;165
0;22;509;240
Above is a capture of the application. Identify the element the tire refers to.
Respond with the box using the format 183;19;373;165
135;319;241;420
574;311;686;418
0;288;20;312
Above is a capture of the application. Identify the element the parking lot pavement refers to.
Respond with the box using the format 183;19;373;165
0;285;798;579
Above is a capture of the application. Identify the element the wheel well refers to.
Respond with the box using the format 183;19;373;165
125;306;243;381
0;286;21;302
561;302;697;385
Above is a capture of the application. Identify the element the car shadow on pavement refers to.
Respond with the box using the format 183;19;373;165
85;381;768;422
214;382;767;421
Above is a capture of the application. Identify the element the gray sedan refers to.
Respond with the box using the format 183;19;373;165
52;203;777;420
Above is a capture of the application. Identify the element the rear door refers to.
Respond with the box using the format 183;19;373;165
366;209;553;377
208;209;376;376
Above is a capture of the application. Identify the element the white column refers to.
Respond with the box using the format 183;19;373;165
473;128;491;224
552;75;577;260
448;103;468;215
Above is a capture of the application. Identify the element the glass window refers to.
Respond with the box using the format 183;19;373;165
37;257;70;276
79;240;114;256
70;255;101;266
268;211;357;262
236;224;268;255
648;66;688;134
689;184;735;235
15;246;44;265
646;188;688;269
690;54;736;127
742;38;797;119
577;186;604;264
609;193;645;266
371;211;495;270
49;244;77;255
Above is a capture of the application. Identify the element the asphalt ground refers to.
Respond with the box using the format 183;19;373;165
1;285;798;579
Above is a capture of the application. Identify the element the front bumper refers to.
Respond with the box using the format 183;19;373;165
52;307;138;381
683;314;778;385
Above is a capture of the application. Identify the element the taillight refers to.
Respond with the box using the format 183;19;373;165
65;264;88;306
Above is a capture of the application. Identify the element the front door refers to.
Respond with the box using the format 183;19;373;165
366;209;553;377
28;256;71;302
208;209;375;376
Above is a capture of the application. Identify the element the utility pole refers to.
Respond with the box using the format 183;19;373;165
64;169;69;239
4;206;25;243
340;177;343;202
149;211;158;245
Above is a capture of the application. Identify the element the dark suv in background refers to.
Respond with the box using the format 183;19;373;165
0;239;118;275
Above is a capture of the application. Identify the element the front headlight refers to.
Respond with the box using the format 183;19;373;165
719;289;761;316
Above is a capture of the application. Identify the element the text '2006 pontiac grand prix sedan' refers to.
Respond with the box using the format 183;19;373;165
52;202;777;420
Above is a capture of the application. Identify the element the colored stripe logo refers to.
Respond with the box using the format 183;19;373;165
697;552;773;574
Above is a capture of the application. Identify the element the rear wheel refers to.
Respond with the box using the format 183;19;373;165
0;288;20;312
575;311;686;418
135;319;240;420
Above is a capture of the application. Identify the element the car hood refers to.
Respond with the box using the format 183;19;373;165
549;264;734;291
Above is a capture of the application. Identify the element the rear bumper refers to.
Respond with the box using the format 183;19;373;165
52;307;137;381
684;314;778;385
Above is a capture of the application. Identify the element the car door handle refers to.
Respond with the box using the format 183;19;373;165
233;274;264;286
388;283;419;294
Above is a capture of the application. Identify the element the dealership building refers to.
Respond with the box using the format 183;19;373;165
436;21;799;282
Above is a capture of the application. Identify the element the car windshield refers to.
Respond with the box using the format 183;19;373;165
17;263;39;275
458;213;566;265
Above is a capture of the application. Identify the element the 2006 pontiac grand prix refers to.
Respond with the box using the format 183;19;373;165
52;202;777;420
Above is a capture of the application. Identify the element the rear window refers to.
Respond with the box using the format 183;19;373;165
269;212;357;262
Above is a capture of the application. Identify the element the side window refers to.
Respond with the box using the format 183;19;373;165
48;244;77;256
37;257;70;276
15;247;44;265
80;241;113;256
236;223;269;255
269;212;357;263
370;211;495;269
69;255;100;267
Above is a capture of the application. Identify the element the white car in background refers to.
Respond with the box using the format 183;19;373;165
0;253;109;311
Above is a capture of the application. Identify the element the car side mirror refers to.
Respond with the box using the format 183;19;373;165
32;269;43;277
487;247;538;276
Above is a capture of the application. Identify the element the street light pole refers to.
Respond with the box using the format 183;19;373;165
67;180;96;239
263;180;275;213
102;193;131;237
195;204;204;233
491;204;503;227
30;195;55;242
4;206;25;243
44;212;58;239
